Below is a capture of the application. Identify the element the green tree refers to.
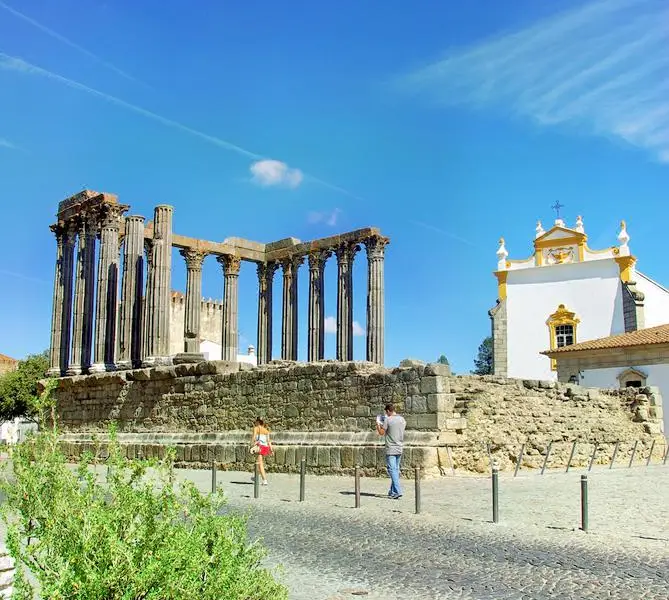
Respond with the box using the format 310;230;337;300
0;350;50;422
436;355;449;365
0;424;288;599
473;336;493;375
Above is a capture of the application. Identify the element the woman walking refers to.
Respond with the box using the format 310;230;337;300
251;417;273;485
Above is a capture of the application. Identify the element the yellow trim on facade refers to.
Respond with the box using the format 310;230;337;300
546;304;580;371
615;256;636;282
493;270;508;300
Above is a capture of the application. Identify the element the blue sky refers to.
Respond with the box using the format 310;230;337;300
1;0;668;372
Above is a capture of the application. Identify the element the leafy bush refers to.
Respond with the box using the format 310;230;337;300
0;350;50;422
0;426;288;599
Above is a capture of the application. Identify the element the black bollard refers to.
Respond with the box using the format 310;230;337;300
492;465;499;524
414;466;421;515
354;465;361;508
299;458;306;502
646;439;656;467
211;460;217;494
580;474;588;532
253;462;259;499
628;440;638;468
566;441;577;472
610;441;619;469
541;441;552;475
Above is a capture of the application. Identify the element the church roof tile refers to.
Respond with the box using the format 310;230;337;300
543;324;669;355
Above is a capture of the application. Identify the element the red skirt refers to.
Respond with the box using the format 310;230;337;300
258;445;270;456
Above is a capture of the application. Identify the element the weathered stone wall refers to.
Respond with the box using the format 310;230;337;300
52;361;665;476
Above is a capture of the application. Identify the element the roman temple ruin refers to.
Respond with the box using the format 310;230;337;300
47;190;389;376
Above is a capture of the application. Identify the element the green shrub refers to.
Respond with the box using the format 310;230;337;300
0;426;288;599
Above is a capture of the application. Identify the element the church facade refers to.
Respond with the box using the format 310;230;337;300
489;216;669;381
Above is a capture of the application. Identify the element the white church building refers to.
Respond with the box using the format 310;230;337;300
489;215;669;389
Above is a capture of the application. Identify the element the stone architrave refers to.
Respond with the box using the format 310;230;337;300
281;256;303;360
67;212;98;375
256;261;277;365
117;216;145;369
307;250;330;361
336;243;359;361
177;249;207;361
364;235;389;365
91;205;124;372
47;222;76;376
217;254;241;362
144;205;173;366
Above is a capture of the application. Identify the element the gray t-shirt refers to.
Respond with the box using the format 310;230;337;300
383;414;406;455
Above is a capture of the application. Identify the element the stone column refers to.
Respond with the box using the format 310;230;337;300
281;256;303;360
257;261;277;365
307;250;330;362
91;205;124;372
144;205;173;366
364;235;389;365
176;249;207;361
217;254;241;361
336;243;359;361
47;222;76;376
67;212;98;375
141;239;154;361
117;216;145;369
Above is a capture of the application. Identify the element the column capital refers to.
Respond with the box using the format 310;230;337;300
308;249;332;271
281;254;304;275
99;204;125;231
180;248;207;271
217;253;242;276
335;242;360;265
257;261;278;290
364;235;390;260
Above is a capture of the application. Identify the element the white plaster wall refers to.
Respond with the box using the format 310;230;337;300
635;272;669;327
199;339;257;365
506;258;625;381
579;364;669;433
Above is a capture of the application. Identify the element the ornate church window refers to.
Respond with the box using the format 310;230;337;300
546;304;580;370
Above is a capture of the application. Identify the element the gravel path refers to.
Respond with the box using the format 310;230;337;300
176;464;669;600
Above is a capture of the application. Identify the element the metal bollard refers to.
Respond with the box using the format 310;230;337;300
610;441;619;469
446;445;455;476
580;474;588;532
492;465;499;524
414;466;421;514
646;439;656;467
566;441;577;472
486;443;493;473
628;440;638;468
664;439;669;465
588;444;598;472
211;460;217;493
354;465;361;508
299;458;306;502
514;443;525;478
541;441;552;475
253;463;259;499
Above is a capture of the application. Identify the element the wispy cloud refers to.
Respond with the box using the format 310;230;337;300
409;220;477;247
0;269;48;285
396;0;669;164
324;316;364;336
0;0;140;84
308;208;341;226
0;137;16;150
250;159;303;188
0;52;359;197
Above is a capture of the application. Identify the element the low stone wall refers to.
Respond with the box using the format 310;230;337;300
51;360;665;476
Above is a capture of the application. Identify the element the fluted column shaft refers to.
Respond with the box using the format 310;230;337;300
336;243;358;361
308;250;329;361
365;235;389;365
118;216;145;369
281;256;303;360
142;239;154;360
68;213;98;375
144;205;173;364
257;262;277;365
92;206;123;371
48;223;76;376
217;254;241;361
182;249;207;353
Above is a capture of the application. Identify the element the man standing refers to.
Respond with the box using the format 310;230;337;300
376;402;406;499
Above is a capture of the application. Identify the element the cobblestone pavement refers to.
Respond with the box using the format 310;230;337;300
175;464;669;600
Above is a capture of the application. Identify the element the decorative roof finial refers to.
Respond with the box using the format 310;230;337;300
497;237;508;270
535;220;545;238
575;215;584;233
551;201;565;226
618;220;630;255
